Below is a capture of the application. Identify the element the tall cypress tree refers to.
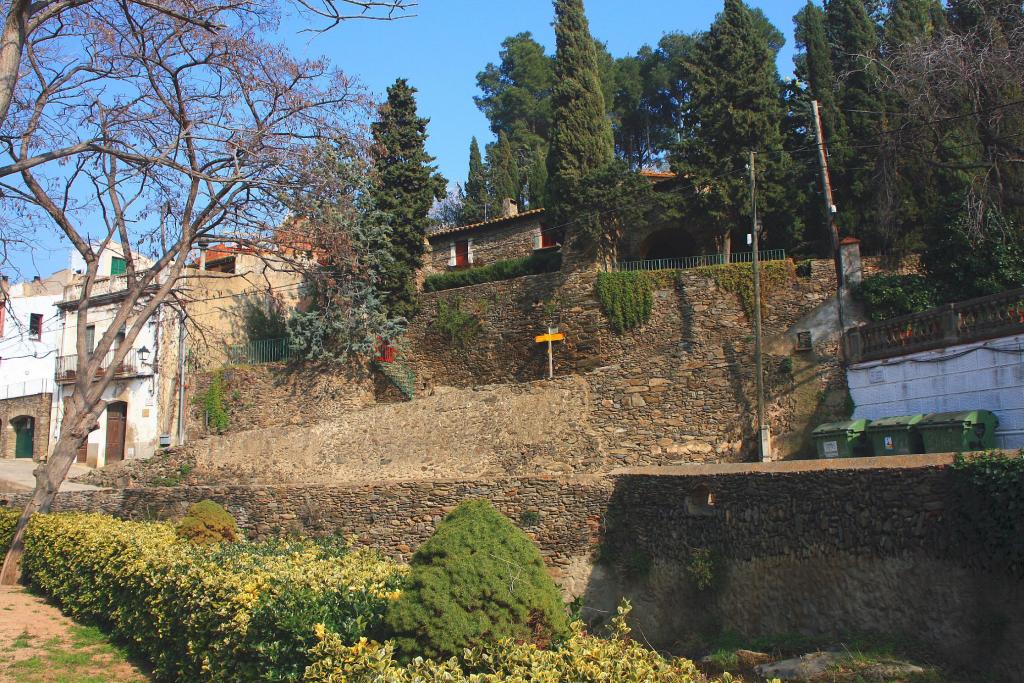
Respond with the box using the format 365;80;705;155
671;0;788;255
463;137;488;223
371;78;447;317
487;131;521;208
794;1;843;140
526;147;548;209
825;0;884;246
884;0;942;50
545;0;615;234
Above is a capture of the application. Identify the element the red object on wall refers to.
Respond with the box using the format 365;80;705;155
375;338;396;363
540;229;558;249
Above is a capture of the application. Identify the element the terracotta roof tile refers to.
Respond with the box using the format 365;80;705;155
428;207;545;239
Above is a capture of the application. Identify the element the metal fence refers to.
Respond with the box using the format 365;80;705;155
1;378;55;399
225;337;292;366
56;347;144;383
613;249;787;272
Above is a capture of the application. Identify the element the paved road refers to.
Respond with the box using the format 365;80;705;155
0;460;100;493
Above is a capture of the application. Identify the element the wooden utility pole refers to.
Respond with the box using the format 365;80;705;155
749;152;771;461
811;100;846;334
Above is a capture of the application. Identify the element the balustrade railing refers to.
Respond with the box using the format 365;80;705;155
845;287;1024;363
62;275;131;302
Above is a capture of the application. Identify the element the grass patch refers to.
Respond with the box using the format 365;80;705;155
12;631;33;649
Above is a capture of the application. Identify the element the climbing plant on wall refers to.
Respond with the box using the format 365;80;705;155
595;271;654;333
694;260;794;319
951;450;1024;577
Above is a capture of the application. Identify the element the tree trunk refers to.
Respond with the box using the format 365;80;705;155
0;417;93;585
0;0;31;130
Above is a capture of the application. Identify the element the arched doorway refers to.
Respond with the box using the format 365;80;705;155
12;416;35;459
640;228;700;261
105;402;128;464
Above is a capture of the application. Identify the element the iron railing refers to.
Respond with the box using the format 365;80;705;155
845;287;1024;363
56;347;145;383
614;249;787;272
1;378;55;399
225;337;292;365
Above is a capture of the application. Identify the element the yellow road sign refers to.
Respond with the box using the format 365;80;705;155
535;332;565;343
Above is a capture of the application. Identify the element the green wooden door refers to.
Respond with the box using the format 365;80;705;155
14;418;34;458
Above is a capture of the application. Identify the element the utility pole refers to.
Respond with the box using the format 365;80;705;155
811;100;846;336
749;152;771;462
176;308;187;447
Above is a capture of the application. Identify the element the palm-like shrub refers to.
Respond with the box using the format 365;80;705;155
175;499;239;544
383;499;569;661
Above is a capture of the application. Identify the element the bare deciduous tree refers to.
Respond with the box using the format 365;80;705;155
0;0;406;584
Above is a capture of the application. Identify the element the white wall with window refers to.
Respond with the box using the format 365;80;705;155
0;273;71;400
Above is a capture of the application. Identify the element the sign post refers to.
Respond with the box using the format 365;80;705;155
534;327;565;380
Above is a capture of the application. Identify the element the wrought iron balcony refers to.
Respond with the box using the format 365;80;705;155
55;347;147;383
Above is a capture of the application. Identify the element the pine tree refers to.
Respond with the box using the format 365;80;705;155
545;0;615;236
463;137;488;223
370;78;447;318
671;0;788;255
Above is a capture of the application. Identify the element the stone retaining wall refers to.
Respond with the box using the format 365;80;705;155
5;460;1021;677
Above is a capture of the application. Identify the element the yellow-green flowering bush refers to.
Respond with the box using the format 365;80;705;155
21;513;405;682
305;602;767;683
0;506;19;553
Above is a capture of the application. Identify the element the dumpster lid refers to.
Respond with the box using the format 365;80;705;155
866;414;924;430
918;411;984;427
812;419;868;436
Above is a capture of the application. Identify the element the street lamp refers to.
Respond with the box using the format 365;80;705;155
138;345;151;365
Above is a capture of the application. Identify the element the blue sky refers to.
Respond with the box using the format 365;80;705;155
301;0;808;185
11;0;808;280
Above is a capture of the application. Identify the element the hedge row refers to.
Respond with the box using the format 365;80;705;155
19;512;404;682
423;250;561;292
307;603;743;683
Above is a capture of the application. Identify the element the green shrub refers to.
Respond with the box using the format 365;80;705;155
308;602;725;682
21;512;404;682
383;499;570;661
1;507;19;555
431;298;482;347
596;271;654;333
423;250;561;292
175;499;239;545
855;274;939;321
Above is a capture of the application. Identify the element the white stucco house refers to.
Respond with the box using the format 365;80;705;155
51;244;181;468
0;270;74;460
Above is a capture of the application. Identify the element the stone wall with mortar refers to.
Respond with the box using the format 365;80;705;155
7;458;1020;677
0;392;52;461
406;260;842;463
424;213;544;275
186;362;381;439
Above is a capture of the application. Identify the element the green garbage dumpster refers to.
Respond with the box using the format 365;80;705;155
917;410;999;453
812;419;869;459
866;414;925;456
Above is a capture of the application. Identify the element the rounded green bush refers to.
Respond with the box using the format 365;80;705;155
383;499;569;661
175;499;239;545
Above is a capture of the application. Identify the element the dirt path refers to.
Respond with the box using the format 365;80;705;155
0;587;149;682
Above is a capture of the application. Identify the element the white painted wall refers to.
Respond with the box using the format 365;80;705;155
848;333;1024;449
0;281;62;399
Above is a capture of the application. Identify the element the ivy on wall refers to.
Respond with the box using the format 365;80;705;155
951;450;1024;576
431;298;483;348
198;369;230;434
595;271;654;333
694;260;794;319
